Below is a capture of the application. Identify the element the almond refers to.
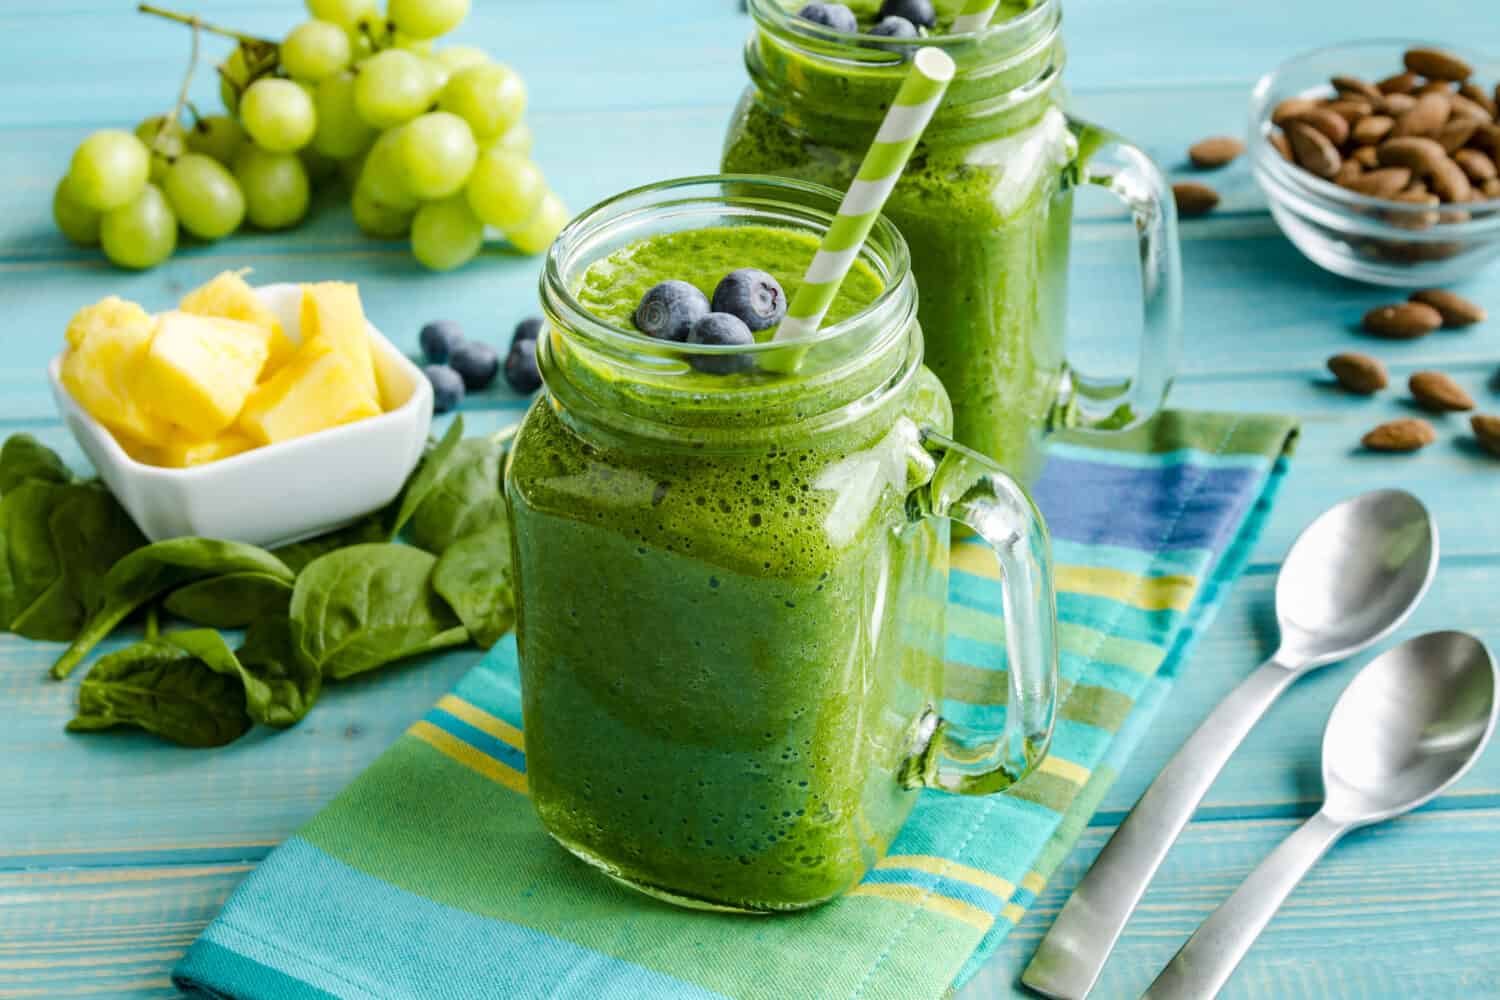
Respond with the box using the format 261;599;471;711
1409;370;1475;412
1288;121;1342;178
1326;99;1372;126
1327;352;1389;394
1378;71;1421;95
1430;155;1473;202
1471;414;1500;457
1363;418;1437;452
1387;188;1441;230
1450;93;1493;122
1459;82;1498;118
1352;114;1395;145
1272;97;1320;127
1352;144;1381;168
1344;166;1413;198
1291;107;1351;146
1404;47;1474;82
1362;301;1444;338
1378;136;1450;175
1436;118;1479;153
1188;136;1245;169
1485;177;1500;198
1333;75;1384;103
1393;92;1452;138
1454;148;1499;182
1473;124;1500;157
1410;288;1488;326
1418;80;1457;98
1269;130;1293;162
1334;159;1364;185
1382;92;1418;116
1172;181;1219;217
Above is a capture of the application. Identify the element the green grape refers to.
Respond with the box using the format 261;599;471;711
395;34;433;54
397;111;477;200
307;0;378;29
388;0;469;40
135;115;186;159
507;190;569;256
53;176;101;246
411;195;483;271
282;20;351;82
219;47;249;113
434;45;489;72
356;129;419;211
338;150;368;186
439;63;526;141
353;49;438;129
465;146;543;229
68;130;150;212
187;114;247;166
240;78;317;153
100;183;177;269
422;55;454;92
352;188;415;238
312;72;376;159
234;146;311;229
164;153;245;240
495;119;533;155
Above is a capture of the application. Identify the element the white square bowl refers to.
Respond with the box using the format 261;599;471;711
48;282;433;549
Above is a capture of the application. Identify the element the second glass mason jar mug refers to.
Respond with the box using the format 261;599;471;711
724;0;1182;485
505;176;1060;913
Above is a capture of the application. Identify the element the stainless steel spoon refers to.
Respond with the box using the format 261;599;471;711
1144;630;1498;999
1023;490;1437;999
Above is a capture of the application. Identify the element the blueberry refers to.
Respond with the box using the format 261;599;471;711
796;2;857;33
505;337;542;394
687;313;755;375
711;268;787;333
878;0;935;29
635;280;710;342
419;319;465;364
424;365;465;413
450;341;500;390
869;15;918;43
512;316;543;344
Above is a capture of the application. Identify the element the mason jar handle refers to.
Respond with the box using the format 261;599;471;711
1062;119;1183;430
905;428;1059;795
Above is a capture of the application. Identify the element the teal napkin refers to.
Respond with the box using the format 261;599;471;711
174;411;1298;1000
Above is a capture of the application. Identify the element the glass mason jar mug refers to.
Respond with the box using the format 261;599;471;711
505;175;1060;912
724;0;1182;486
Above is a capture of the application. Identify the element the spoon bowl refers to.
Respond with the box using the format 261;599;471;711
1323;630;1498;825
1275;489;1437;670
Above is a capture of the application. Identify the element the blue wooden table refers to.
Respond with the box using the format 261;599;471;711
3;2;1499;997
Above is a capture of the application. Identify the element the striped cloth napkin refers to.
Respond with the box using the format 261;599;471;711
173;410;1298;1000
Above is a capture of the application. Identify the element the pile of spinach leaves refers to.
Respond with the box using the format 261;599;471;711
1;418;517;749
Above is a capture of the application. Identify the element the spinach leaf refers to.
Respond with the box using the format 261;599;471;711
66;638;252;747
164;572;294;629
0;481;72;636
408;427;515;554
432;521;514;649
273;514;387;574
0;435;73;494
387;417;465;540
50;538;294;680
291;543;469;680
166;624;320;729
50;483;147;615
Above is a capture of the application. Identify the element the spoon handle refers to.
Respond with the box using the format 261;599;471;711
1023;660;1296;999
1142;810;1350;1000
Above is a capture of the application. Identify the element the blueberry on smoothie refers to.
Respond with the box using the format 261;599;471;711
512;315;544;343
450;341;500;390
420;320;465;364
869;15;918;44
795;2;857;33
505;337;542;393
635;280;710;342
711;268;787;332
424;364;465;413
687;313;755;375
878;0;935;29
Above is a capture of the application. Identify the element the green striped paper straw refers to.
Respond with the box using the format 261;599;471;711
953;0;1000;32
772;47;956;348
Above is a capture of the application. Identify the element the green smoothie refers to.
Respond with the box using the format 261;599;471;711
507;223;954;910
723;0;1077;484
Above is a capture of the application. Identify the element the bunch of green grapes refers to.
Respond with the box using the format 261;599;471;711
52;0;566;272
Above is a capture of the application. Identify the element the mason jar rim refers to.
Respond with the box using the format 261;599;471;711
746;0;1059;48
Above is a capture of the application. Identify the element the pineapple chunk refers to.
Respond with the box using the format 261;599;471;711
237;340;381;445
180;270;296;377
61;299;173;446
157;429;256;468
116;434;164;466
136;311;270;437
299;282;380;404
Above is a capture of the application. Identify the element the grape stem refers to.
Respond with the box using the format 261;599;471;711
137;4;272;46
148;16;199;159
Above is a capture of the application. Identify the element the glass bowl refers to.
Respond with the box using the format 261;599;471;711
1249;40;1500;286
